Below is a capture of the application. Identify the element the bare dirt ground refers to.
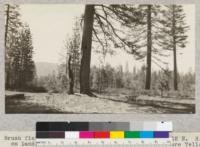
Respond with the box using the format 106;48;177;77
5;91;195;114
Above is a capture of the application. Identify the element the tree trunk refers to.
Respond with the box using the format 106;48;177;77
6;69;10;89
145;5;152;90
68;55;74;94
80;5;95;95
5;4;10;89
5;4;10;48
173;39;178;91
172;5;178;90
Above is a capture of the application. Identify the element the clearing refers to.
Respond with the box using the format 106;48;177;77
5;91;195;114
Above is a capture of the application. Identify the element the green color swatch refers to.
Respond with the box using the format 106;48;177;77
124;131;140;138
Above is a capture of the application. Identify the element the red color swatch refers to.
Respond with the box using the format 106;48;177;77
94;131;110;138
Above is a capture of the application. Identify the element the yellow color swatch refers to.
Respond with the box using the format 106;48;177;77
110;131;124;139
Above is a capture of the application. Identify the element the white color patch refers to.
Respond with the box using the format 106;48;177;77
65;131;79;139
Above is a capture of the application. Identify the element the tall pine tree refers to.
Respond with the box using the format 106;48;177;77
5;4;22;88
158;5;188;90
124;5;168;90
80;5;95;95
5;4;35;90
18;25;36;88
80;5;145;95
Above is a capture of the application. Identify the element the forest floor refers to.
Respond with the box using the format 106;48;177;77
5;91;195;114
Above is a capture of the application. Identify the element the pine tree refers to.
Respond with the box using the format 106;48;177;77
146;5;152;90
5;4;35;90
18;25;35;88
5;4;22;88
80;5;95;95
126;5;168;90
158;5;188;90
79;5;145;95
5;4;22;47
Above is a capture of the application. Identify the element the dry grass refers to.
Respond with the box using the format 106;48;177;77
5;91;194;114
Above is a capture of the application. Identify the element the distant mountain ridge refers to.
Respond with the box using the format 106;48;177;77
35;62;58;77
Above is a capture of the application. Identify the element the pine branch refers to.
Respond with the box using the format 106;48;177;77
92;28;106;52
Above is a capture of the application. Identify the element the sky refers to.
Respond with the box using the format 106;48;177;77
20;4;195;74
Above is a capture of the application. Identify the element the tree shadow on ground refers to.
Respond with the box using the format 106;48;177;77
5;98;73;114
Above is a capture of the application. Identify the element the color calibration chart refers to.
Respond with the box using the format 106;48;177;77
36;121;172;146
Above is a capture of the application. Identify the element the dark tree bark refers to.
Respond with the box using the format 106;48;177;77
172;5;178;90
68;55;74;94
145;5;152;90
5;4;10;48
80;5;95;95
6;69;10;89
5;4;10;89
